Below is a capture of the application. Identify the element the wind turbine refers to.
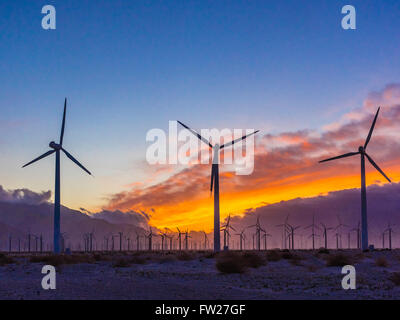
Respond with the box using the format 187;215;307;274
261;231;272;250
305;215;320;250
351;222;361;249
249;216;265;251
319;107;391;251
385;222;395;250
118;231;123;251
135;232;141;251
236;228;247;251
146;227;155;251
320;223;333;249
286;223;301;250
159;231;168;251
22;98;92;254
177;121;258;252
381;231;386;249
334;215;348;249
202;231;209;250
221;215;236;250
277;215;290;249
184;230;191;251
177;228;184;251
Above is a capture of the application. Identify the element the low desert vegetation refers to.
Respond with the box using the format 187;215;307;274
176;252;195;261
0;253;15;266
390;272;400;286
325;253;353;267
375;256;389;267
215;251;266;274
318;248;330;254
266;250;282;262
112;258;131;268
29;254;95;266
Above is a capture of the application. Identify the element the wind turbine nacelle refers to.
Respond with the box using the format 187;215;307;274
358;146;364;153
49;141;61;150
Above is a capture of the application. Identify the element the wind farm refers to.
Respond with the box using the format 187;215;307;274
1;0;400;303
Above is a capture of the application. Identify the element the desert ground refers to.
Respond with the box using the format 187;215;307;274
1;249;400;300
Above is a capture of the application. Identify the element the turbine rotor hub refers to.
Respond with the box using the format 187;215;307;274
49;141;61;150
358;146;364;153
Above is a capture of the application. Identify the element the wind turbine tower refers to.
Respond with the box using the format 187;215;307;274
22;99;92;253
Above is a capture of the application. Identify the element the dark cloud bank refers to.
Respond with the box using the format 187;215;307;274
1;183;399;250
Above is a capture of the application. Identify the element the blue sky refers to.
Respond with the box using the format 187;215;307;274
0;0;399;210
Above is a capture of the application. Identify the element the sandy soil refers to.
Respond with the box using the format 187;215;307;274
1;250;400;300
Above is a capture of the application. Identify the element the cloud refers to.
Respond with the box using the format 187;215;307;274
227;182;400;249
0;185;51;205
90;210;150;230
105;84;400;231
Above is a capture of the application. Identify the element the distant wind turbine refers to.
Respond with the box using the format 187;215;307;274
221;215;236;250
304;215;319;250
22;98;92;254
177;121;258;252
385;222;395;250
319;107;391;251
236;228;247;251
320;223;333;249
249;216;265;251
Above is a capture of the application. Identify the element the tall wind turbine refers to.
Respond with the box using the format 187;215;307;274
319;107;391;251
177;121;258;252
22;98;92;254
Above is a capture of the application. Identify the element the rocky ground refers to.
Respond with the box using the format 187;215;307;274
1;249;400;300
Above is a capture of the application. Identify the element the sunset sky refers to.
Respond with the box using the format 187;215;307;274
0;1;399;232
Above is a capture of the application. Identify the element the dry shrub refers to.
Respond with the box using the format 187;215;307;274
242;252;266;268
307;264;319;272
318;248;330;254
389;272;400;286
29;254;94;266
176;252;195;261
203;252;216;259
157;255;177;264
113;258;131;268
353;252;365;262
216;252;247;274
92;253;111;262
128;255;147;264
216;251;267;274
375;256;389;267
325;253;353;267
281;251;294;259
266;250;282;262
0;253;15;266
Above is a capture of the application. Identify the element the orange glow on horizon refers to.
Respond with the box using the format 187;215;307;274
131;163;400;232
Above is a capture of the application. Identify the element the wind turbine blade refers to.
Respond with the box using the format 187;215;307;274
220;130;259;149
60;98;67;146
61;148;91;175
319;152;359;163
365;153;391;182
177;121;213;148
22;150;55;168
364;107;380;149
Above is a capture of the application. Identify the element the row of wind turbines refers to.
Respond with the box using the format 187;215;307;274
22;99;391;253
